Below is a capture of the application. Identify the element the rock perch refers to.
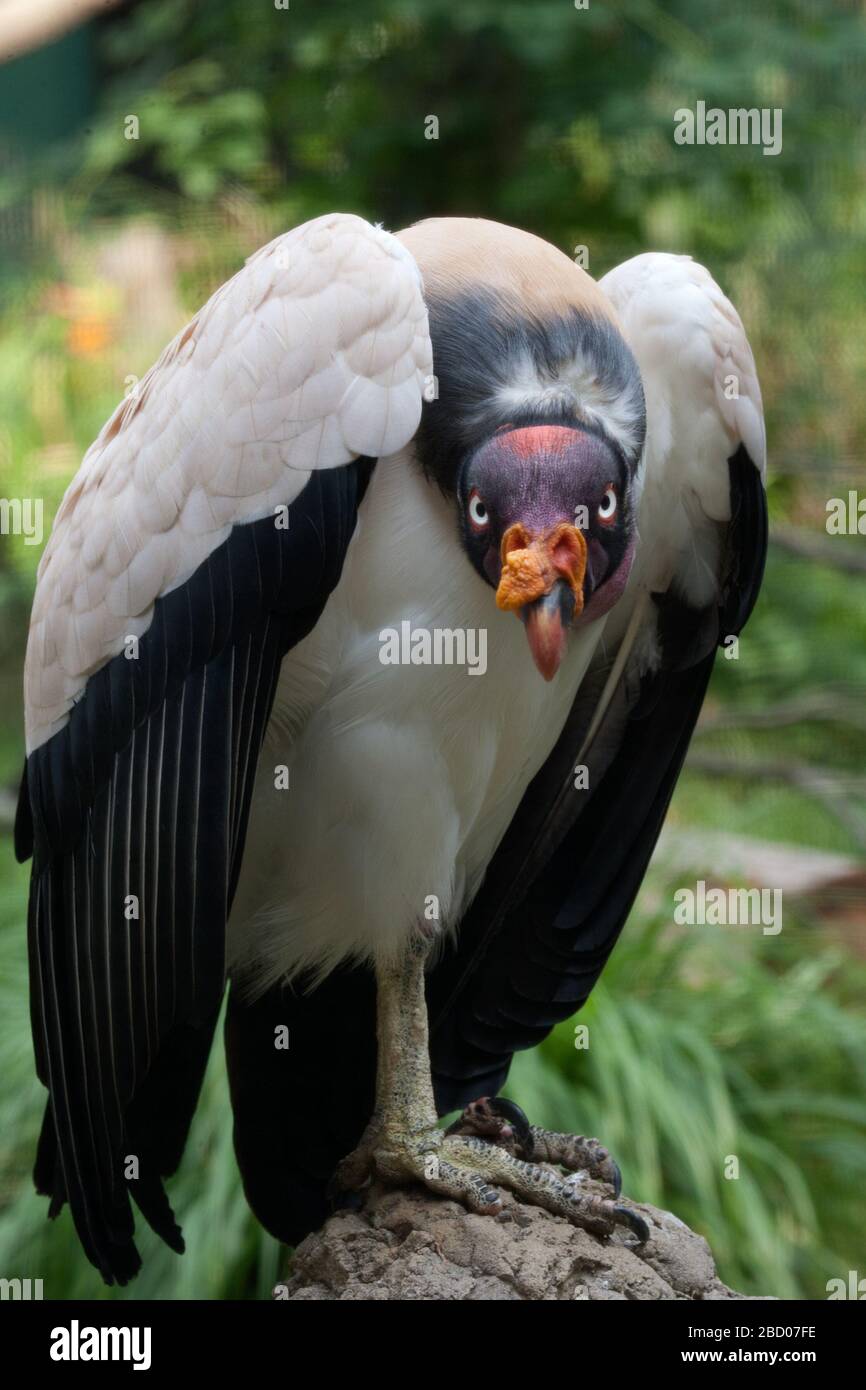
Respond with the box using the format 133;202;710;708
276;1181;763;1301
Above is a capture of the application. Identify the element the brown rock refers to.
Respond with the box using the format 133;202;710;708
273;1181;764;1301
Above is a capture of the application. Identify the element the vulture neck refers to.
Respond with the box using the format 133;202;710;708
398;217;644;495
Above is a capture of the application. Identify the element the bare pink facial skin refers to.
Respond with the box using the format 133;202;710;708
459;422;638;648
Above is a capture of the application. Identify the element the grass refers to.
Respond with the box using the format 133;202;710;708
509;884;866;1299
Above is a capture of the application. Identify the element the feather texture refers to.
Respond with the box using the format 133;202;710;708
25;214;430;753
18;213;429;1283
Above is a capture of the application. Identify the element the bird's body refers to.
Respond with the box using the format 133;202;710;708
16;213;767;1283
230;440;599;990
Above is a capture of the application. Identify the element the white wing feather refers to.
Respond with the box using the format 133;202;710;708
25;213;431;752
599;250;765;655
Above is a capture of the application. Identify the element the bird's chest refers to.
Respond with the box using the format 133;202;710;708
230;450;603;984
296;449;598;850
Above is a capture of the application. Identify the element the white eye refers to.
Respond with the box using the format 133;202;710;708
597;485;618;525
468;489;489;532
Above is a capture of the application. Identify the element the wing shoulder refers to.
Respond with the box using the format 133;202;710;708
26;213;431;753
598;252;765;628
599;251;765;478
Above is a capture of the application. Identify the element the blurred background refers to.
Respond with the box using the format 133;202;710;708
0;0;864;1300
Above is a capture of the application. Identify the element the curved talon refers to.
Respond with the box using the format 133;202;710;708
487;1097;532;1154
446;1095;533;1159
614;1205;650;1243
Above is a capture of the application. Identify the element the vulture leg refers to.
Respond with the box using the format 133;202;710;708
332;935;442;1198
332;935;649;1242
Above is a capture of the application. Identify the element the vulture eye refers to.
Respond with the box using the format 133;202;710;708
597;485;618;525
468;489;490;533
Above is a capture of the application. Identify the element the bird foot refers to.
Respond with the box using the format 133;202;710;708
332;1096;649;1243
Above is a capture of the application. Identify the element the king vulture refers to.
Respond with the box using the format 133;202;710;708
15;214;767;1284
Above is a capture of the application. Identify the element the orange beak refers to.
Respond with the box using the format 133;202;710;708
495;522;588;680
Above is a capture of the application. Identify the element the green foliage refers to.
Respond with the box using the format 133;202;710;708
5;0;863;485
86;62;268;202
676;550;866;856
509;886;866;1299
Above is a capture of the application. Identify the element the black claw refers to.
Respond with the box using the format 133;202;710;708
614;1205;650;1244
449;1096;534;1158
487;1097;532;1149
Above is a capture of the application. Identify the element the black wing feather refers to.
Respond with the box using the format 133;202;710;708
19;459;372;1284
225;964;378;1247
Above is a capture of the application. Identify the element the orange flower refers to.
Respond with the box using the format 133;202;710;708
68;314;112;358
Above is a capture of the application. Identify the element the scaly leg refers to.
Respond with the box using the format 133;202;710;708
332;933;649;1243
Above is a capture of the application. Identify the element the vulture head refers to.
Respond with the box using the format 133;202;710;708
457;420;637;678
401;216;647;683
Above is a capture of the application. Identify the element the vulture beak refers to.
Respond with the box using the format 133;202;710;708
496;522;588;680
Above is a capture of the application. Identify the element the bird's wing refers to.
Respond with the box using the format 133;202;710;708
428;251;767;1107
15;212;430;1283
